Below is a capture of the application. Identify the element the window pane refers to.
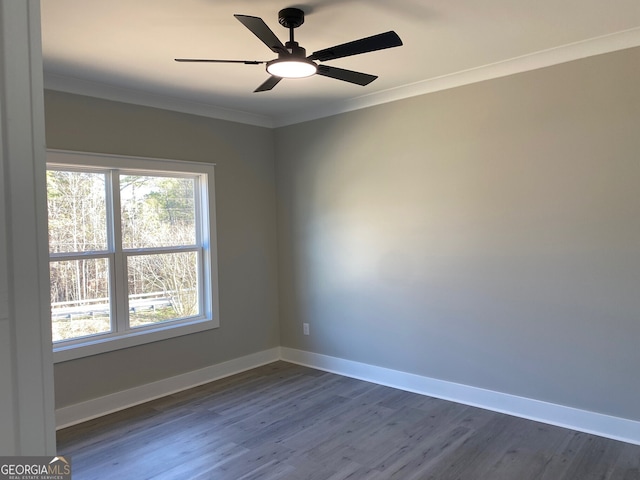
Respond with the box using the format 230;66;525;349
120;175;196;249
47;170;108;253
50;258;111;342
127;251;199;328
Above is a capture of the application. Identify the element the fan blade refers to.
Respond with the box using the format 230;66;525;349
175;58;264;65
254;76;283;93
234;15;286;54
316;65;377;86
309;31;402;62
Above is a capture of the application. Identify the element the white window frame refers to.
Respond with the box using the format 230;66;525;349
47;149;219;363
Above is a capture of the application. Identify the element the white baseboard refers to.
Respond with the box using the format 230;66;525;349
280;347;640;446
55;348;280;429
56;345;640;446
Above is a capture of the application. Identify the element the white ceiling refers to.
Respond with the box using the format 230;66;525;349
40;0;640;127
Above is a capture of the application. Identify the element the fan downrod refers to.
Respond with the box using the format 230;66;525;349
278;8;305;29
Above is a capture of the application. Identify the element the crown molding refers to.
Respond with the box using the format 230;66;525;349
43;73;275;128
44;27;640;129
274;27;640;127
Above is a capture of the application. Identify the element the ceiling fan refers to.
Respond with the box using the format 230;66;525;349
175;8;403;92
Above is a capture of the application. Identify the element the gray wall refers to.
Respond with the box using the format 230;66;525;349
45;91;280;408
275;48;640;421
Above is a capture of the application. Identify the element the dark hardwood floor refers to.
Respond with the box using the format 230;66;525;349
57;361;640;479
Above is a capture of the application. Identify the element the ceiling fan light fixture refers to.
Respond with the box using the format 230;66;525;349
266;58;317;78
177;8;403;92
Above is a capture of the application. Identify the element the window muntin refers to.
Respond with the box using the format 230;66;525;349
47;150;218;361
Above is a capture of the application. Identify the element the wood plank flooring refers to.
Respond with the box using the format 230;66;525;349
57;361;640;479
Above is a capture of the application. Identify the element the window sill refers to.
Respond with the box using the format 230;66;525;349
52;317;218;363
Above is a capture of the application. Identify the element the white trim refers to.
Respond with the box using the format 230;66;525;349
280;347;640;446
55;347;280;429
46;149;221;363
47;148;217;169
53;319;218;363
44;28;640;128
56;346;640;445
0;0;57;454
43;73;275;129
274;27;640;127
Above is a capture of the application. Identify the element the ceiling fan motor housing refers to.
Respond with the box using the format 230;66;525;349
278;8;305;29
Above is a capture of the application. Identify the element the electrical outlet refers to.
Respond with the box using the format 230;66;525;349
303;323;310;335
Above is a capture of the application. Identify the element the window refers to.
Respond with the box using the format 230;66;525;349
46;150;219;362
